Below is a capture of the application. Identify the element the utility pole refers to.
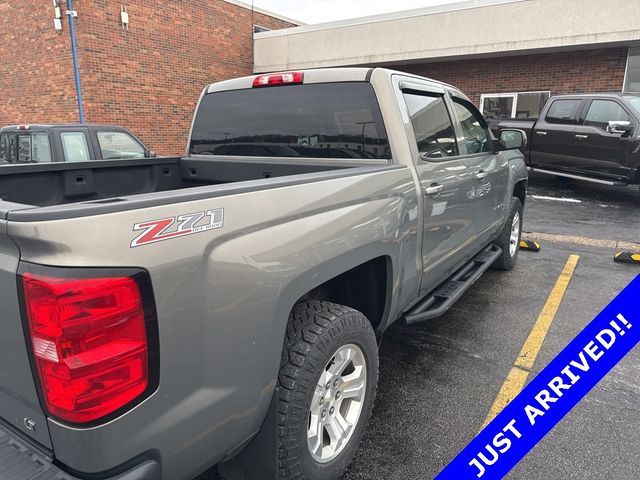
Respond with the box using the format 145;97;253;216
66;0;85;123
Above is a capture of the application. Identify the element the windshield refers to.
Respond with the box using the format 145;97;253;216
626;96;640;116
189;82;390;160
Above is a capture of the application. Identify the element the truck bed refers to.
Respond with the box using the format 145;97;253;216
0;156;372;216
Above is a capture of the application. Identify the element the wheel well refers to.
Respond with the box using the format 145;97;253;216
297;256;390;331
513;179;527;206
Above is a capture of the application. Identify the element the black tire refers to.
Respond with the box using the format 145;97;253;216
277;301;378;480
491;197;523;271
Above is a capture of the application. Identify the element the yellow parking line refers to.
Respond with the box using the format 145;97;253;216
481;254;580;428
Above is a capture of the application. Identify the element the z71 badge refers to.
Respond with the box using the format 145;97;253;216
131;208;224;248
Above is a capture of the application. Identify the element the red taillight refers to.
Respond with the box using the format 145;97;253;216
22;272;150;424
252;71;303;88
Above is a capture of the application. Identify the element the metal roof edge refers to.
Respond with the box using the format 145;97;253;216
222;0;304;26
253;0;527;38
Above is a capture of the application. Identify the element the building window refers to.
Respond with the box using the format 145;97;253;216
624;46;640;92
480;91;551;120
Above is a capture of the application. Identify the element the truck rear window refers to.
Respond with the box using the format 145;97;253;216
189;82;390;160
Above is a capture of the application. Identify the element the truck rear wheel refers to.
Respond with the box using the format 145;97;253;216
492;197;523;271
277;301;378;479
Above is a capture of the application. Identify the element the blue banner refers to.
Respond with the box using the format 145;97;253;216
435;274;640;480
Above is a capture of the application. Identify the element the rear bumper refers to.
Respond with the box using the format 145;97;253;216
0;421;159;480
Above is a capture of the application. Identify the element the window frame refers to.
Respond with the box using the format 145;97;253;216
480;91;551;119
479;93;516;119
544;98;584;125
401;88;461;163
96;130;146;160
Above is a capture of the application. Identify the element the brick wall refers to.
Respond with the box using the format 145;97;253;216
397;47;629;107
0;2;79;125
0;1;294;155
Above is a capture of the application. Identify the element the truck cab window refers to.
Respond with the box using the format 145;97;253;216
18;135;31;163
189;83;390;160
61;132;91;162
0;133;10;163
584;100;631;130
23;133;52;163
403;92;458;159
97;131;145;159
545;99;581;124
452;98;491;154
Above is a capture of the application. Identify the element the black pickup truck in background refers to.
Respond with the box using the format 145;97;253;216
0;124;155;165
490;93;640;186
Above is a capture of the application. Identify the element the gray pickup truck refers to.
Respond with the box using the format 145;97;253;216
0;68;527;480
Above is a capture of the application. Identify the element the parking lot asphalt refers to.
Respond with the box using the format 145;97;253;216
207;173;639;480
524;171;640;243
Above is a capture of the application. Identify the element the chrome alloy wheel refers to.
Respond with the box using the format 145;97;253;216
509;211;521;257
307;343;367;463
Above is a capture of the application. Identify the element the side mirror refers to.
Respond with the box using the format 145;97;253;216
606;121;634;135
498;129;527;151
145;150;156;158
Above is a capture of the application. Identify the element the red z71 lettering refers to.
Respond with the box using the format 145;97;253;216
131;208;224;247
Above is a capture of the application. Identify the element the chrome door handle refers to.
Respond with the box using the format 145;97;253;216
575;134;589;139
475;171;489;180
425;184;444;195
536;131;548;136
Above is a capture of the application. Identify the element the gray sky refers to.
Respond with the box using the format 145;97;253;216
253;0;461;24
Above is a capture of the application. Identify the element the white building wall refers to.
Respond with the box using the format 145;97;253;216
254;0;640;73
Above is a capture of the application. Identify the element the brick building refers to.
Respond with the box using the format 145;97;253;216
0;0;296;155
4;0;640;156
254;0;640;120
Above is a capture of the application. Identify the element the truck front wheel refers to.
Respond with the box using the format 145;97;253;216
277;301;378;479
492;197;523;271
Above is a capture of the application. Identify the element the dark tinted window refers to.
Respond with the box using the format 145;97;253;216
545;99;582;124
403;93;457;159
452;98;491;154
0;133;17;164
0;133;9;163
584;100;631;130
189;83;390;160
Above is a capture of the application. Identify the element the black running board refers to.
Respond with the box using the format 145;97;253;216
402;244;502;325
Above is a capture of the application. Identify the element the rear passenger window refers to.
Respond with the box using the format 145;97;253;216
545;99;581;124
61;132;91;162
403;92;458;159
584;100;631;130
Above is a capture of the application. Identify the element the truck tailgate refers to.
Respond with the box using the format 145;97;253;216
0;221;52;449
